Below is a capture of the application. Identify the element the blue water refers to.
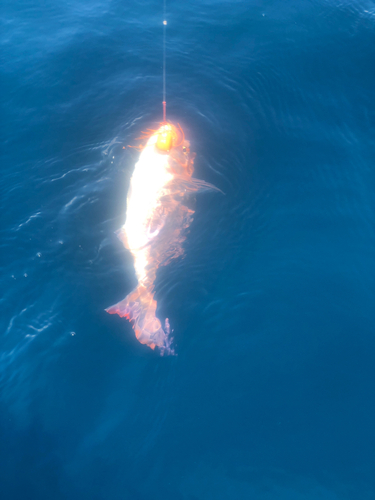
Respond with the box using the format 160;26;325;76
1;0;375;498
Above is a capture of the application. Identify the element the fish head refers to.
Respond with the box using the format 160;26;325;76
155;123;195;175
155;123;184;152
156;124;174;151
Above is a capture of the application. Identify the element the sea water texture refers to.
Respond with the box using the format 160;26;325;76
1;0;375;499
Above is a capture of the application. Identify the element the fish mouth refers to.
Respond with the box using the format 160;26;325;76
155;122;185;153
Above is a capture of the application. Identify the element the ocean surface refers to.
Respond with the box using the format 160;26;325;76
1;0;375;498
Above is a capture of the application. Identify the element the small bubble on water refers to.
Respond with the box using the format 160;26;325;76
37;252;41;257
71;332;76;336
11;275;16;279
24;273;28;277
59;240;63;245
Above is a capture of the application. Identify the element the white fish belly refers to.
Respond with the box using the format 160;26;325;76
123;137;173;283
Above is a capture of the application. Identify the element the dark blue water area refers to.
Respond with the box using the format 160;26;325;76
1;0;375;498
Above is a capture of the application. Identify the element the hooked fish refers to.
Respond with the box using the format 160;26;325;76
106;123;220;354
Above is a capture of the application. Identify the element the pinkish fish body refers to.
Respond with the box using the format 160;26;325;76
106;123;219;354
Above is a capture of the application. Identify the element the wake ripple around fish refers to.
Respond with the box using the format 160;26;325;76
0;128;141;415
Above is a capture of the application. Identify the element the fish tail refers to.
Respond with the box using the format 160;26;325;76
106;285;174;355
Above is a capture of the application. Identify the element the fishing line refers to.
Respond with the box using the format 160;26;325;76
162;0;167;122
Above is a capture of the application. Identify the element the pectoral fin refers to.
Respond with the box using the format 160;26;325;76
172;177;224;194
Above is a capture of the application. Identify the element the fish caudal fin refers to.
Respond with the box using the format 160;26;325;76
106;286;174;355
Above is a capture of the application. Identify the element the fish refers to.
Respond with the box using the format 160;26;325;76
106;122;221;354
